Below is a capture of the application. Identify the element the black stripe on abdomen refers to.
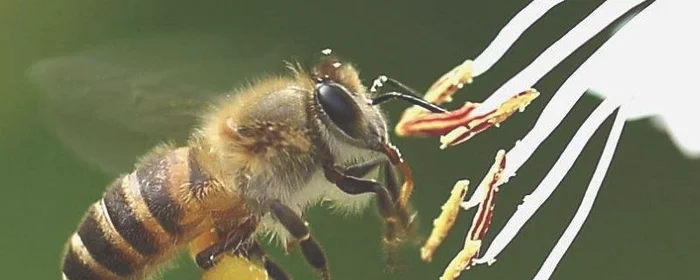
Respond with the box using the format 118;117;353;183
136;156;182;236
78;207;134;276
103;177;159;256
62;246;101;280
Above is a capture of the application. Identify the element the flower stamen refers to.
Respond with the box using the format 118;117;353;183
438;150;505;280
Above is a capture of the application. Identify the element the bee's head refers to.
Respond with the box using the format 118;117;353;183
308;54;445;157
310;55;389;154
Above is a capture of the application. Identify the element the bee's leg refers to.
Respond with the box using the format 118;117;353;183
384;162;416;236
323;165;403;269
262;257;291;280
247;241;292;280
345;159;404;225
270;200;330;280
381;162;401;210
194;218;257;269
194;232;248;269
344;158;386;178
197;236;292;280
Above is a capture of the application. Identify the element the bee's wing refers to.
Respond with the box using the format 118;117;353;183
27;33;301;174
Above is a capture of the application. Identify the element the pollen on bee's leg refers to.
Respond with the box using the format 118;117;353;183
421;180;469;262
439;150;505;280
201;254;268;280
438;88;540;149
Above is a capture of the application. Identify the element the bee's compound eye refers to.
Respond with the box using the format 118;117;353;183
316;82;362;138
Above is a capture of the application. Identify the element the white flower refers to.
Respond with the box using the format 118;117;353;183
585;0;700;158
414;0;693;279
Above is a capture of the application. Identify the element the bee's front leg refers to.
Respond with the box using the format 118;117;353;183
343;158;412;230
323;163;405;270
343;157;386;178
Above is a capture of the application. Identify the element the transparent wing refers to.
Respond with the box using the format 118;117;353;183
27;32;302;174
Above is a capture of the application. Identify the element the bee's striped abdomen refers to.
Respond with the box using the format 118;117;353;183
62;147;205;280
62;239;104;280
77;203;136;276
62;176;151;279
102;177;159;257
61;146;251;279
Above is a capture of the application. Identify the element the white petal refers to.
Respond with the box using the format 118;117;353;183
474;0;646;116
472;0;565;77
534;97;630;279
585;0;700;157
476;93;625;265
652;115;700;158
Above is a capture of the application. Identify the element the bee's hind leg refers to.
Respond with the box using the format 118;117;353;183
193;217;255;269
270;200;330;280
246;241;292;280
194;228;292;280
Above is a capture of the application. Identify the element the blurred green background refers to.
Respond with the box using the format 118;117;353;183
2;0;697;279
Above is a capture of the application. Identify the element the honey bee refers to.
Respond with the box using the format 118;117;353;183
31;36;447;280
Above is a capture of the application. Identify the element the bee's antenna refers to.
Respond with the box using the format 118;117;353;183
370;75;448;113
371;92;448;113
